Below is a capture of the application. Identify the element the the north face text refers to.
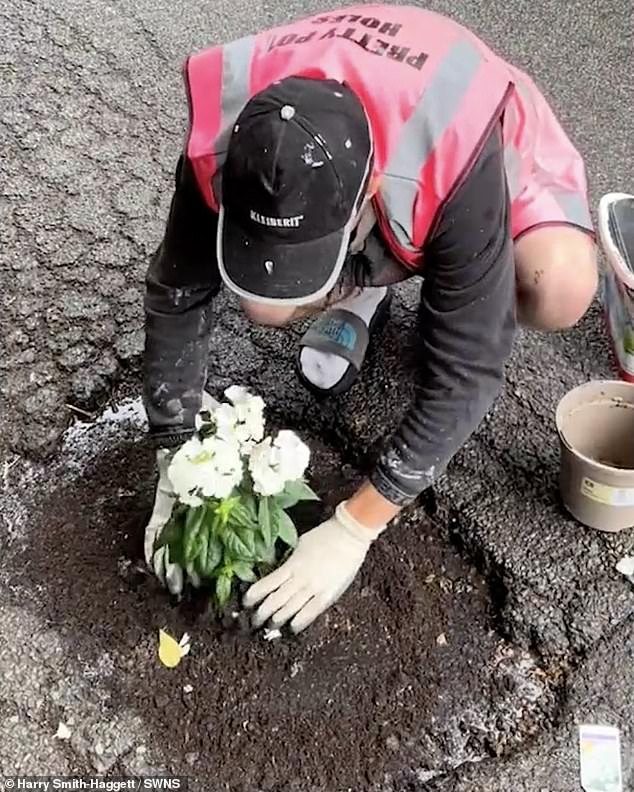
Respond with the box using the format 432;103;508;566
250;210;304;228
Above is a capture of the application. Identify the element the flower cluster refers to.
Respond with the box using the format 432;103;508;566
167;435;242;505
155;386;319;607
168;387;310;506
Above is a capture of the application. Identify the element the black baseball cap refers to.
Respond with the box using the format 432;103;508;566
217;76;373;305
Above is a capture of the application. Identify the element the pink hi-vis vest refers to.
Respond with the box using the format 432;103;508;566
184;5;514;268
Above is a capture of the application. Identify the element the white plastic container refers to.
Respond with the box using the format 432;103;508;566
598;193;634;381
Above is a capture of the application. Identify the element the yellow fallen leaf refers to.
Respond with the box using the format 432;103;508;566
158;629;187;668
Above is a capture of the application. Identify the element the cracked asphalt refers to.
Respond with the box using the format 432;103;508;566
1;0;634;789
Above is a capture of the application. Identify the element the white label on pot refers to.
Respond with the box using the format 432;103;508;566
581;477;634;507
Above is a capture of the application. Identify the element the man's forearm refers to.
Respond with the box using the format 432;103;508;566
369;229;515;506
143;262;218;445
369;338;511;506
142;155;222;445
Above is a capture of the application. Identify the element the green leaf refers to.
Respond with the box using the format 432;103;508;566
276;510;299;548
215;572;233;607
224;529;254;561
154;510;184;551
167;538;186;568
183;506;207;564
195;528;209;577
236;527;256;557
242;493;258;519
268;501;282;543
254;536;276;565
274;480;320;509
258;497;272;546
215;495;242;526
201;535;223;577
227;499;259;532
232;561;256;583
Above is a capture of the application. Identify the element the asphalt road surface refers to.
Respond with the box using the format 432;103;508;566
1;0;633;789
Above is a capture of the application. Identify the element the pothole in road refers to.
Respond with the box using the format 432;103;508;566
1;397;558;789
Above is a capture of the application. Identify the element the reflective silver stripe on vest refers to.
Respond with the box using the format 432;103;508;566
503;79;532;202
380;39;484;252
504;142;591;228
503;143;522;202
214;34;256;173
553;189;592;229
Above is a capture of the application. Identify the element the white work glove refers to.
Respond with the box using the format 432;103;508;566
143;448;191;595
144;392;217;595
243;501;385;633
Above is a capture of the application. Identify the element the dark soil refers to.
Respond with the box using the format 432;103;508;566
4;430;547;791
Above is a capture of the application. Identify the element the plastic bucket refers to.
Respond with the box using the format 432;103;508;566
556;380;634;532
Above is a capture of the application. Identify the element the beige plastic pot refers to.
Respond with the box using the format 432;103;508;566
556;380;634;532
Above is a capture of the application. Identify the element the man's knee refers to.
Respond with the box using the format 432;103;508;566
534;249;598;330
515;227;598;331
240;299;299;327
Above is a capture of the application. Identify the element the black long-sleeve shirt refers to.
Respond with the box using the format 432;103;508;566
143;124;516;506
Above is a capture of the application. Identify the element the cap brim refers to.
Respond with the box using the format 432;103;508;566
217;207;351;306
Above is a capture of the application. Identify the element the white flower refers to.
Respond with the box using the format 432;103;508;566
248;431;311;496
225;386;248;402
203;387;265;452
249;437;287;496
199;437;243;499
168;435;243;503
201;436;241;475
225;386;263;414
180;490;204;508
194;393;222;431
214;403;243;443
168;438;205;504
194;410;212;432
224;386;265;444
273;430;310;481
